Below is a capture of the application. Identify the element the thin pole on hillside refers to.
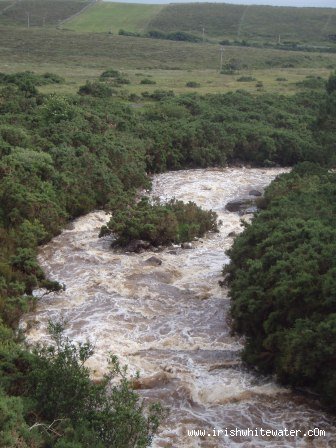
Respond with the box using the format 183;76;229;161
219;46;224;72
202;27;205;43
26;12;30;29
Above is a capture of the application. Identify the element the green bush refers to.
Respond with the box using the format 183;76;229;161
140;78;156;85
100;69;121;79
224;164;336;410
296;76;326;90
100;197;218;246
326;71;336;94
237;76;256;82
185;81;200;88
78;81;115;97
0;322;164;447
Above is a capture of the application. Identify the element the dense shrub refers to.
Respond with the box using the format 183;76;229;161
185;81;200;88
326;71;336;94
99;69;130;86
140;78;156;85
0;322;164;447
224;164;336;410
146;30;201;43
296;76;326;90
78;81;115;97
100;197;218;246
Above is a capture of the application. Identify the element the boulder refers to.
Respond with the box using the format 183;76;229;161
225;199;253;213
125;239;151;253
228;231;237;238
132;372;169;390
181;242;193;249
249;189;262;197
144;256;162;266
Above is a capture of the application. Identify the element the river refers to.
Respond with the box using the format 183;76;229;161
21;167;336;447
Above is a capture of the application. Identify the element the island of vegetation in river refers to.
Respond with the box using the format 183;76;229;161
0;60;335;445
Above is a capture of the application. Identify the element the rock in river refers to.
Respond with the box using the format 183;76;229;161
249;189;262;196
144;256;163;266
225;198;254;213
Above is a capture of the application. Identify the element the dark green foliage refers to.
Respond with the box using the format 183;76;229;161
326;71;336;94
99;69;130;86
100;69;121;79
0;322;164;447
165;31;201;43
136;90;328;170
146;30;166;39
220;58;245;75
237;76;256;82
296;76;326;90
0;389;42;447
224;164;336;410
0;71;64;88
118;29;141;37
140;78;156;85
145;30;201;43
101;197;218;246
141;89;175;101
185;81;200;88
78;81;115;98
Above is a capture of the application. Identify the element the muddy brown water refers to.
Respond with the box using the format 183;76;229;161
21;168;336;447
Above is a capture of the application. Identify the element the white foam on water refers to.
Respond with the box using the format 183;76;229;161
21;168;336;447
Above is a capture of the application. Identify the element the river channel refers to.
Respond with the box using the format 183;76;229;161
21;168;336;447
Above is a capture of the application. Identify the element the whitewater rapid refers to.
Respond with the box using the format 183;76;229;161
22;168;336;447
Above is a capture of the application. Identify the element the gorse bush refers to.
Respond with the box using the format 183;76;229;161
100;197;218;246
185;81;200;88
140;78;156;85
237;76;256;82
224;163;336;410
0;321;164;447
78;81;115;97
99;69;130;86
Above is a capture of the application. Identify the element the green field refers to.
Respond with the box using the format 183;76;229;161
0;0;93;27
66;2;164;33
147;3;336;44
61;1;336;47
0;26;335;96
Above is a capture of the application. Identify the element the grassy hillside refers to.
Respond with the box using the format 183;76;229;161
1;27;335;70
148;3;336;45
67;2;164;33
0;0;93;27
0;26;335;97
3;1;335;47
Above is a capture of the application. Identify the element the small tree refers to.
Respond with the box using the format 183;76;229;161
28;321;165;447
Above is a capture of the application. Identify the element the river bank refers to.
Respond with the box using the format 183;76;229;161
21;167;336;447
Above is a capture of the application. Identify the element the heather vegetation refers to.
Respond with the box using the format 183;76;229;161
0;68;335;446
